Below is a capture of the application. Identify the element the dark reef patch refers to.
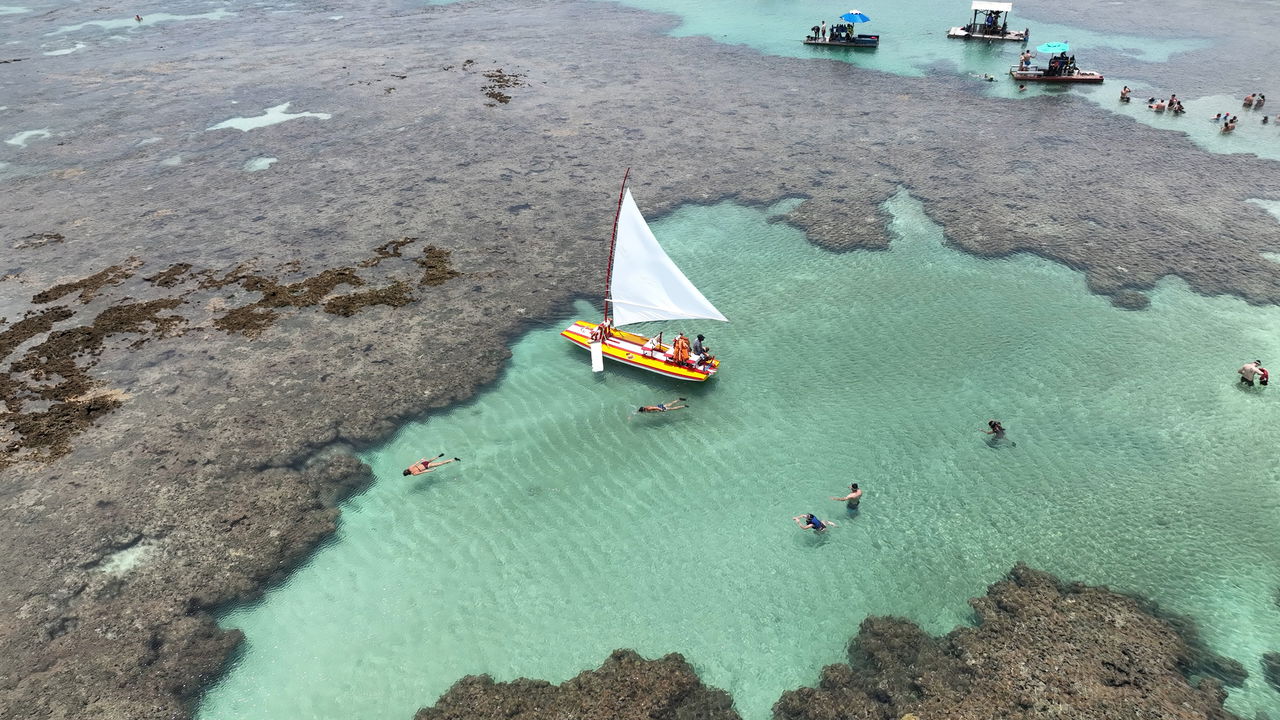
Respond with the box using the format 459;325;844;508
773;564;1240;720
359;237;419;267
324;281;415;317
1;299;184;467
417;246;463;286
211;304;278;339
13;231;65;250
417;649;740;720
32;258;142;305
145;263;193;288
481;67;528;105
2;240;462;466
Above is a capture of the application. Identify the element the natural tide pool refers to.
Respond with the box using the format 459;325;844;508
198;194;1280;720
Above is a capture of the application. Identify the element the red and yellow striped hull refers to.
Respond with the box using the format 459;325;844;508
560;320;717;382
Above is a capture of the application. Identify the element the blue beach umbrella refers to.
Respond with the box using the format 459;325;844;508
1036;41;1070;54
839;10;871;24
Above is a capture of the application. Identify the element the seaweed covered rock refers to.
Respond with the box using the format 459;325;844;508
774;563;1241;720
416;649;739;720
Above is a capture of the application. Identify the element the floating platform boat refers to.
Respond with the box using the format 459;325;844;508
947;1;1028;41
1011;42;1102;83
803;34;880;48
804;10;879;48
1009;65;1103;83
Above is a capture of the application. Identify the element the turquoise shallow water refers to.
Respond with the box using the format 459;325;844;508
200;194;1280;720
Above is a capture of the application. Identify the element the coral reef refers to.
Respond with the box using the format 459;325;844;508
417;650;739;720
774;564;1241;720
417;567;1246;720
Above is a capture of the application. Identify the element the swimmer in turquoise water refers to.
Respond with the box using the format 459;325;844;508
637;397;687;413
793;513;834;532
831;483;862;510
402;454;460;476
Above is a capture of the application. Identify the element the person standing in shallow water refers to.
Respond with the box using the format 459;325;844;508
1239;360;1263;386
831;483;862;511
983;420;1007;439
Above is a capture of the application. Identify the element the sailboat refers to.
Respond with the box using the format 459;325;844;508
560;172;728;381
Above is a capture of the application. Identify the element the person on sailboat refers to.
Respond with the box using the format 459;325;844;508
671;333;691;365
690;334;712;366
641;331;664;358
402;454;461;476
591;317;614;343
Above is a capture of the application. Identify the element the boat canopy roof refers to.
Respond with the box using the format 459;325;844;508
971;1;1013;11
608;189;727;327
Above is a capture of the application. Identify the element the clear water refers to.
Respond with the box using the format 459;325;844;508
199;194;1280;720
5;128;51;147
207;103;332;133
42;42;85;56
243;156;279;172
45;10;235;36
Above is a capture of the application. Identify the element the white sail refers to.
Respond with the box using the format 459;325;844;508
608;189;728;327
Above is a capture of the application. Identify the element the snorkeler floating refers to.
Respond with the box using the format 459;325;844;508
638;397;688;413
402;454;461;476
793;513;835;532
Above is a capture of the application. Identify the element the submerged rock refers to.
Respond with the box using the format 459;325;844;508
1263;652;1280;693
416;649;739;720
774;563;1241;720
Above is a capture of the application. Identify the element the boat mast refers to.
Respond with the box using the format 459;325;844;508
602;167;630;322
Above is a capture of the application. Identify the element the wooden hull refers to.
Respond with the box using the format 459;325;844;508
947;27;1027;41
1010;67;1104;83
803;36;879;48
561;321;716;382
